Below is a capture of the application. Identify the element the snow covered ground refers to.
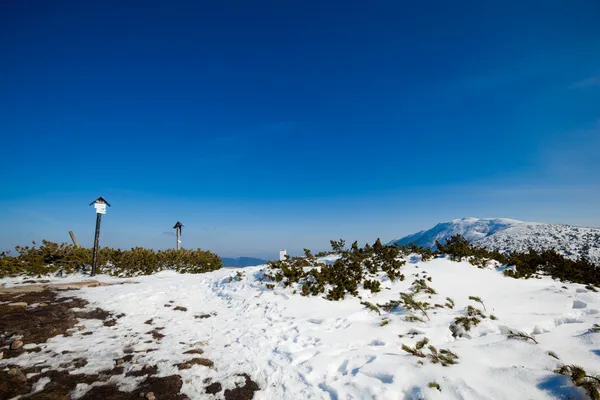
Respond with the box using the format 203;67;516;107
2;256;600;399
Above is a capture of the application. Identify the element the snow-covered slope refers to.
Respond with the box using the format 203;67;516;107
390;218;523;249
478;223;600;263
2;259;599;399
390;217;600;264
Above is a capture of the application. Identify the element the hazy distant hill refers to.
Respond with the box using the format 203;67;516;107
389;217;600;263
221;257;268;267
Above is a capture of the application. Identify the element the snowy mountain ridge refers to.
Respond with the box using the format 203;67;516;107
390;217;600;264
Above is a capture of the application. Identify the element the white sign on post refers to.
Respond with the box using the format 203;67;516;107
94;203;107;214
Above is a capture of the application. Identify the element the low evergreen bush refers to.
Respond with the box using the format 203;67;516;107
0;240;222;278
263;239;405;301
436;234;600;286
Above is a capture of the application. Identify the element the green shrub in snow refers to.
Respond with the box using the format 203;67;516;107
428;381;441;391
263;238;405;301
506;330;538;344
393;242;437;261
555;365;600;400
402;338;459;367
0;240;222;278
436;234;600;286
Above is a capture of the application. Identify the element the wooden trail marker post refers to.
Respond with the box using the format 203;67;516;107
90;197;111;276
69;230;80;248
173;221;183;250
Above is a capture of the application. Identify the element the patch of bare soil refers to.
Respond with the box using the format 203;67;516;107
0;290;88;359
1;285;259;399
147;329;165;340
1;368;189;400
0;289;192;399
205;381;222;395
194;312;216;319
82;375;189;400
182;349;204;355
175;358;214;369
224;374;260;400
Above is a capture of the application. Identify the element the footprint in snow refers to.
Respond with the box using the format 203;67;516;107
572;300;587;309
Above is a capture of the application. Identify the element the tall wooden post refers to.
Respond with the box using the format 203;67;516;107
90;197;111;276
91;213;102;276
173;221;183;250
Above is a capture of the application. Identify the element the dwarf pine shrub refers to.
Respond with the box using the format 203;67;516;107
428;345;459;366
506;330;538;344
402;337;459;367
547;351;560;360
360;301;381;315
555;365;600;400
394;242;438;261
436;234;600;286
400;292;431;321
468;296;486;311
263;238;405;301
452;316;481;334
0;240;222;278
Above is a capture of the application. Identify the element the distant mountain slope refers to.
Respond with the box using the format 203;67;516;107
389;217;600;264
389;217;523;249
221;257;267;267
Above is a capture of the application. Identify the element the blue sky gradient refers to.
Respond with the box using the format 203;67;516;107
1;1;599;258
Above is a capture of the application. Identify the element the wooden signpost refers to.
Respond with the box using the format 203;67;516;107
90;197;111;276
173;221;183;250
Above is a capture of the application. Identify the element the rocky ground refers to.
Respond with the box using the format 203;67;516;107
0;281;259;400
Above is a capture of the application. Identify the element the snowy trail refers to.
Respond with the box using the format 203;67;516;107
2;257;600;399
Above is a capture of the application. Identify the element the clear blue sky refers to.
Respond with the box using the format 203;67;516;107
1;1;599;258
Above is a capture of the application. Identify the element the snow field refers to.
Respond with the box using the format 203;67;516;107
3;256;599;399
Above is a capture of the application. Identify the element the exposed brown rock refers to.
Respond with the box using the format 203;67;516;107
175;358;214;369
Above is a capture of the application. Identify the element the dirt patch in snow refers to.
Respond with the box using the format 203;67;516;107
2;365;188;400
83;375;188;400
0;288;192;399
1;284;259;399
175;357;214;369
0;290;89;359
224;373;260;400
